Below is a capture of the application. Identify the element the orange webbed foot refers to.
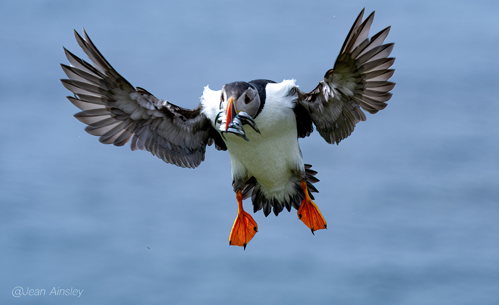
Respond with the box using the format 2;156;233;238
229;191;258;249
298;180;327;234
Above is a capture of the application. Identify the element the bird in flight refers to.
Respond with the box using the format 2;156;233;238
61;9;395;249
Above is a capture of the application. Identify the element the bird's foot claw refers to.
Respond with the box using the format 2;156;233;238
229;210;258;250
297;180;327;234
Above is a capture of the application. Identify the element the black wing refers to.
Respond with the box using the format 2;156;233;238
61;30;226;169
296;9;395;144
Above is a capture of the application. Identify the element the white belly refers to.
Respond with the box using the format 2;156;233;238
225;110;304;201
200;79;304;201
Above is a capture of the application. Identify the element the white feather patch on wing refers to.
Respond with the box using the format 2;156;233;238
265;79;297;101
200;85;222;125
254;79;297;131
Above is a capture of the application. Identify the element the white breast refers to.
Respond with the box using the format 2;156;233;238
201;80;304;202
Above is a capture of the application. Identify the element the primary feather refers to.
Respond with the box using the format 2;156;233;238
61;30;226;169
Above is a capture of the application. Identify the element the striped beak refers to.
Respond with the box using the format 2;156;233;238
225;97;237;132
220;96;260;142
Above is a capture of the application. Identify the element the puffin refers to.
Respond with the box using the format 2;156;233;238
61;9;395;249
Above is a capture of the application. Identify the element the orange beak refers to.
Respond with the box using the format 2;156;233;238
225;97;237;131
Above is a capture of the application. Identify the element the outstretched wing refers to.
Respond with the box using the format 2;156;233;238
61;30;226;169
296;9;395;144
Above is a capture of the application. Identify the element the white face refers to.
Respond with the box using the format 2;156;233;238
220;84;261;119
217;82;262;139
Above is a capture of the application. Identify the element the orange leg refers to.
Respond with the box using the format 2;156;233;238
298;180;327;234
229;191;258;249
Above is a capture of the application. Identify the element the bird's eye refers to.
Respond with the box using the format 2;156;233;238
244;95;251;104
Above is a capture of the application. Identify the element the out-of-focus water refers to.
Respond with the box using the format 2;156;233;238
1;1;498;304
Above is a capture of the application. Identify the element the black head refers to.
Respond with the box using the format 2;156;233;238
220;81;261;123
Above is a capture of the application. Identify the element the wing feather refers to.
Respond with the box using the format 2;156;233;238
62;30;226;168
296;9;395;144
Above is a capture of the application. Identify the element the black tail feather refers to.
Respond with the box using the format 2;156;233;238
234;164;320;217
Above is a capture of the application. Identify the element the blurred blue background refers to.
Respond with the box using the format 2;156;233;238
1;0;498;304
